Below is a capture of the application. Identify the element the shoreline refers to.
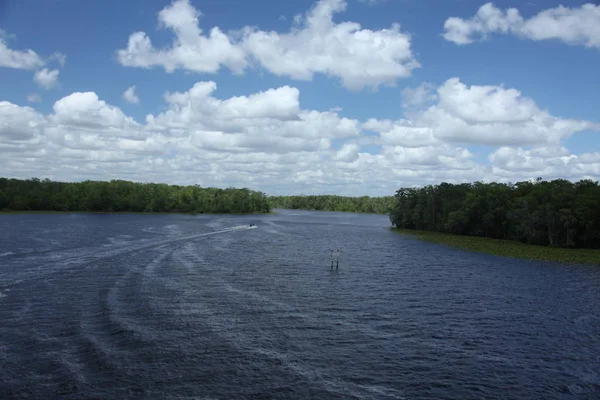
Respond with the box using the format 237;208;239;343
392;228;600;265
0;210;277;216
270;208;388;215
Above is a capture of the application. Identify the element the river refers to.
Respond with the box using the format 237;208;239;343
0;210;599;399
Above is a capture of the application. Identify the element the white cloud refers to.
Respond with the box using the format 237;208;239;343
0;82;362;192
0;101;46;142
116;0;247;74
1;32;65;94
401;82;437;109
116;0;419;90
435;78;538;123
49;92;143;139
0;101;47;157
443;2;600;49
368;78;597;147
489;146;600;181
147;81;357;154
241;0;419;90
332;142;360;162
0;29;45;70
26;93;42;103
161;82;301;121
0;31;66;97
123;86;140;104
363;118;393;133
374;120;437;147
381;144;476;170
0;79;598;196
33;68;60;89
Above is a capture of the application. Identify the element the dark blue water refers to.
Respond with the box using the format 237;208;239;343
0;210;599;399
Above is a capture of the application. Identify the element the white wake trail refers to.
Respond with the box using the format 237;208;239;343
0;224;257;288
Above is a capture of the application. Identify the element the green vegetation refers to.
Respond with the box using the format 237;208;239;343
3;176;599;264
394;228;600;265
269;195;395;214
0;178;270;214
390;178;600;251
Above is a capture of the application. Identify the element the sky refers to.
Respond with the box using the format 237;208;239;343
1;0;599;196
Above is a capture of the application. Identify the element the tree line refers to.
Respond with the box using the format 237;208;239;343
390;178;600;249
268;195;395;214
3;177;599;250
0;178;271;214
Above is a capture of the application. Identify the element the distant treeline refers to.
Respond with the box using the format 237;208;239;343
390;179;600;249
268;195;395;214
0;178;271;214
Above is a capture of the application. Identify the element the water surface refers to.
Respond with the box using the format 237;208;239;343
0;210;599;399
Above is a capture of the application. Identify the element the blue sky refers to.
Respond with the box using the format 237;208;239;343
1;0;599;195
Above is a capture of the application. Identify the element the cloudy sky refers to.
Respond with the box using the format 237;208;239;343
1;0;599;196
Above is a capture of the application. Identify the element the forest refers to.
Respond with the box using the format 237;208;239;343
268;195;395;214
0;178;271;214
389;178;600;249
2;177;599;250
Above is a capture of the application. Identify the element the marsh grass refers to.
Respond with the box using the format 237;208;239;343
393;228;600;265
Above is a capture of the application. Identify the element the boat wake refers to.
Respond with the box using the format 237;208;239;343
0;224;257;289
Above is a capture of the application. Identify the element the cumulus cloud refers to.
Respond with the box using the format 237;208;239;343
489;146;600;181
332;142;360;162
161;82;301;121
0;101;46;142
33;68;60;89
147;81;358;154
0;82;368;193
116;0;247;74
401;82;437;109
123;86;140;104
241;0;419;90
49;91;143;139
381;144;476;171
0;29;45;70
0;101;47;157
443;2;600;48
374;120;437;148
368;78;597;147
1;79;598;196
1;29;66;89
116;0;419;90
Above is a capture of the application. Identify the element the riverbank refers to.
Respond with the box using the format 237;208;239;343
393;228;600;265
0;178;272;215
0;210;277;215
271;208;387;215
268;194;394;214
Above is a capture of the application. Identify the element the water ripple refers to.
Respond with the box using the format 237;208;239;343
0;212;599;399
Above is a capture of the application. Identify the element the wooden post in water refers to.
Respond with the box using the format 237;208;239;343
330;249;340;269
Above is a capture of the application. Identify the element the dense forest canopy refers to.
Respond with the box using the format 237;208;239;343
0;178;271;214
3;177;599;251
389;178;600;249
268;195;395;214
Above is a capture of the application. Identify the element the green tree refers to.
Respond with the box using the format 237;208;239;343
0;178;271;215
389;179;600;249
